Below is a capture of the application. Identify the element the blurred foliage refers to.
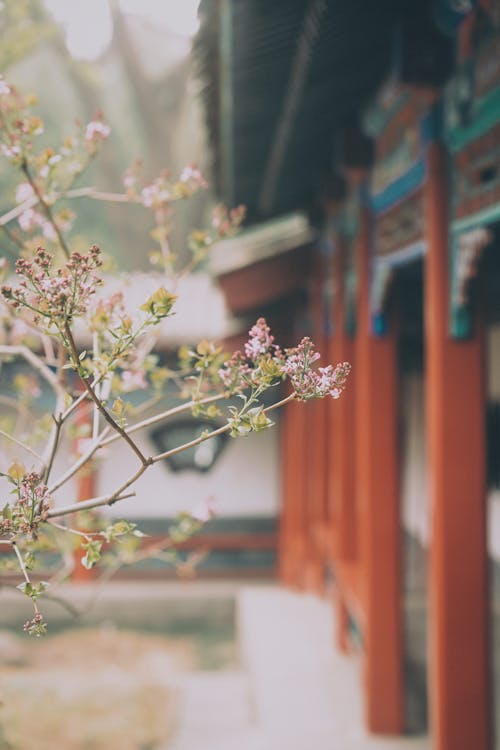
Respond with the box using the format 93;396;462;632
0;0;210;271
0;0;53;71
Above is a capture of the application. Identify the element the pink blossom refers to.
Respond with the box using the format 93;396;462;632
120;370;148;392
85;120;111;142
282;338;350;401
18;208;40;232
218;350;252;392
123;173;136;189
0;79;11;96
1;143;21;159
179;164;207;189
2;245;103;323
141;183;170;208
244;317;274;360
191;496;216;523
41;221;57;241
15;182;35;204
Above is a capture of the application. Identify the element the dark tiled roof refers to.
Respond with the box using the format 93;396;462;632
194;0;411;222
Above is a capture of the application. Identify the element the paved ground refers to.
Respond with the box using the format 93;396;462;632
170;586;431;750
2;581;432;748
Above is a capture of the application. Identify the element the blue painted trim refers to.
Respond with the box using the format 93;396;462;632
370;160;426;213
371;313;388;337
370;110;439;214
369;241;427;337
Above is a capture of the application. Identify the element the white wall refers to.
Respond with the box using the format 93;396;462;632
400;372;429;546
93;421;280;519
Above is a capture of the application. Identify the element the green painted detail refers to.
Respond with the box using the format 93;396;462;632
448;87;500;152
450;306;473;339
449;232;468;340
341;191;360;337
451;202;500;234
363;84;410;138
344;264;357;337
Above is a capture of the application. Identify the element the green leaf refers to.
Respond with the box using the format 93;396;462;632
16;580;49;601
81;539;102;569
102;519;144;542
24;551;36;571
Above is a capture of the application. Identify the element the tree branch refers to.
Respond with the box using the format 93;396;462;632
0;428;44;463
46;392;296;519
20;160;71;260
151;392;296;463
43;415;63;483
63;322;150;466
47;489;137;518
99;393;224;448
49;426;111;494
12;540;39;614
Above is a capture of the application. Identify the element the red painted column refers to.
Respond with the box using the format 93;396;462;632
278;399;293;584
303;397;327;592
329;236;357;563
425;143;490;750
355;203;403;733
72;401;98;582
302;259;329;592
329;233;358;652
280;397;309;588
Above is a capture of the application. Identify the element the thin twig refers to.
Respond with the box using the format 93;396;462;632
0;194;39;226
47;490;137;518
46;392;296;519
63;322;149;466
21;161;71;259
0;345;67;472
152;423;230;463
0;185;191;230
48;519;93;541
99;393;224;448
47;389;169;494
0;428;43;463
92;332;100;440
43;415;62;483
12;540;38;613
152;392;296;463
59;389;90;422
49;426;111;493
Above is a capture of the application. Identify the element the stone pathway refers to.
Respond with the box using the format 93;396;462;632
169;586;431;750
169;671;263;750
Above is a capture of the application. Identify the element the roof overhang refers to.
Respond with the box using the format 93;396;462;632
209;213;314;315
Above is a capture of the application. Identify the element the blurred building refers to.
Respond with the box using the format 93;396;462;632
196;1;500;749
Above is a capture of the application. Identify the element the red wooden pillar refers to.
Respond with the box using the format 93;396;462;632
72;401;98;582
355;203;403;733
328;233;358;652
425;143;490;750
329;236;357;563
302;260;329;592
303;397;327;592
278;400;293;584
280;398;309;588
